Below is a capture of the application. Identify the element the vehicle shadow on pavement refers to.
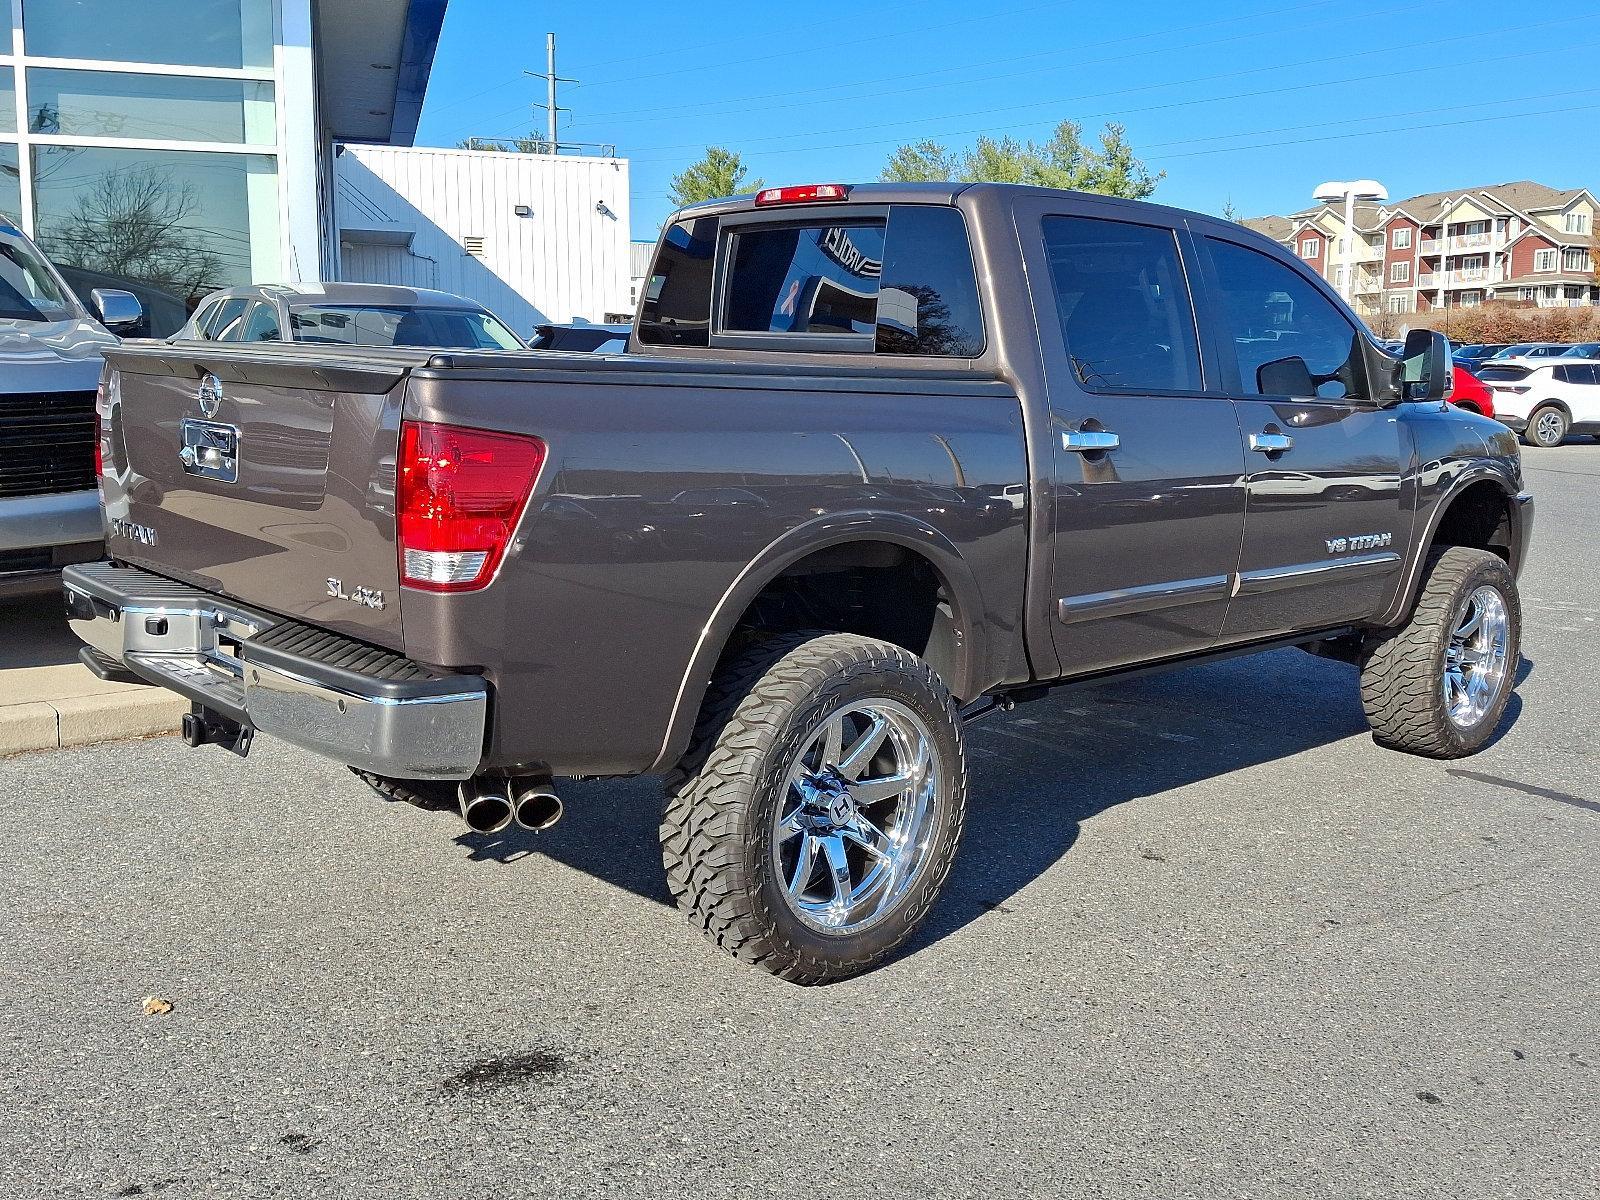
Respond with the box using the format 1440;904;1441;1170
0;595;86;670
904;648;1533;958
432;649;1535;950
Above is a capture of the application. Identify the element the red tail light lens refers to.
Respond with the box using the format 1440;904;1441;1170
754;183;849;206
397;421;546;592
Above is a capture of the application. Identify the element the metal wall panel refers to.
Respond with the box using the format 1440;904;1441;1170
333;144;632;332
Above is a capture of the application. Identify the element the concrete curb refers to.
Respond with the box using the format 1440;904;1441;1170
0;689;186;757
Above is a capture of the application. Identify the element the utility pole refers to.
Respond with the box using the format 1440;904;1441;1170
525;33;576;154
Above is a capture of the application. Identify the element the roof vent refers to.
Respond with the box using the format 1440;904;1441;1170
463;236;486;256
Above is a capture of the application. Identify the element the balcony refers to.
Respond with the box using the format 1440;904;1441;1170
1419;238;1442;254
1413;268;1505;289
1446;232;1502;253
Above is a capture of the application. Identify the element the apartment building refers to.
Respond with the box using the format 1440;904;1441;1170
1243;181;1597;316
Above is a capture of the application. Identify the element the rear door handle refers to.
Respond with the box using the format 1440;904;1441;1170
1063;430;1120;453
1249;432;1295;454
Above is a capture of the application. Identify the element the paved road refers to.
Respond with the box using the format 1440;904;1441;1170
2;446;1595;1200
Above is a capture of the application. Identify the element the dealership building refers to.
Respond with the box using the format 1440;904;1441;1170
3;1;631;336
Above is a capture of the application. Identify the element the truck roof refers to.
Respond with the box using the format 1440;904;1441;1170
665;181;1268;246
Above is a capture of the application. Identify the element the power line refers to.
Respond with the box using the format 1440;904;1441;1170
1136;86;1600;153
621;28;1582;165
1149;99;1594;162
572;0;1082;91
629;87;1592;206
423;0;1077;125
573;0;1354;127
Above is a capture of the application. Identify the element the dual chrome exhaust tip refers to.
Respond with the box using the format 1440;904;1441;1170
458;778;563;835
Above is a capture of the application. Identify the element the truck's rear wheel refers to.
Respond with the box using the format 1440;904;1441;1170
1359;546;1520;758
662;633;966;984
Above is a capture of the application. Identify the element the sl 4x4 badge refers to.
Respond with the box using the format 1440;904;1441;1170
327;578;385;610
1326;532;1393;555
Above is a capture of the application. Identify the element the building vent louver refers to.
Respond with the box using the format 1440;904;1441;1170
463;236;486;256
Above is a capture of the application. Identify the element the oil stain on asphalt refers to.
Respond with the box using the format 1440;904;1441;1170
440;1047;576;1095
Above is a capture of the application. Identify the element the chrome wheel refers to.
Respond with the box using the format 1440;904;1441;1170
1533;409;1566;446
773;699;940;934
1443;584;1511;729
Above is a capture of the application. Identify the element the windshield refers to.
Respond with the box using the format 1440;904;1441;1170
287;304;524;350
0;226;74;324
1492;344;1537;358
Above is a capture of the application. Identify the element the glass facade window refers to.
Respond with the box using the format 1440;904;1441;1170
1;146;20;221
22;0;274;70
28;69;276;145
1;67;14;131
31;145;279;304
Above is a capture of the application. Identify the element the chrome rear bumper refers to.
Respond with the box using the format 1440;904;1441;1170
62;562;487;779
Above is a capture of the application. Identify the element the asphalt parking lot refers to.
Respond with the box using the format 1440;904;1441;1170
1;445;1595;1200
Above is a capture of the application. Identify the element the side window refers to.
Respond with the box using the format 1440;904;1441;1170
240;301;281;342
188;301;219;339
1042;215;1202;393
637;217;718;346
205;297;249;342
876;205;984;357
723;220;885;337
1205;237;1358;400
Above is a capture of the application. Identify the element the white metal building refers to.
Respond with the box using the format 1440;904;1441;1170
0;0;448;334
334;143;633;332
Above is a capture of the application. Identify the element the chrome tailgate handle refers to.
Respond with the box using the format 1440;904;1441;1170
1249;431;1295;454
1063;430;1120;453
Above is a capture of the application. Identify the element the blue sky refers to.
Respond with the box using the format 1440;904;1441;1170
415;0;1595;243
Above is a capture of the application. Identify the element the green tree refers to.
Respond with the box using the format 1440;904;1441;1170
880;139;959;183
668;147;763;208
881;120;1164;199
455;134;555;153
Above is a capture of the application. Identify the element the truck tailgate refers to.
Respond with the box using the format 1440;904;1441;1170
100;345;428;651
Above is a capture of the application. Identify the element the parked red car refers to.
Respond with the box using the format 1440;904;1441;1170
1448;365;1493;415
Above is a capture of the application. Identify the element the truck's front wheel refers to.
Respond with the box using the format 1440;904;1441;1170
1359;546;1520;758
662;633;966;984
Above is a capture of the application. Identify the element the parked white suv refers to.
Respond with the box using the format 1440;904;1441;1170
1;218;141;595
1478;360;1600;447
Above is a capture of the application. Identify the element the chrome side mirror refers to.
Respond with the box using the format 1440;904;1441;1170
90;288;144;334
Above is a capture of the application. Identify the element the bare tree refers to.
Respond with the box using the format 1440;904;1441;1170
42;164;225;301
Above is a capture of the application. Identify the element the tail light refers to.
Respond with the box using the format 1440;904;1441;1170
397;420;546;592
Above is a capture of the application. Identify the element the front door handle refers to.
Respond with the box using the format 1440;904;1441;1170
1249;431;1295;454
1063;430;1120;453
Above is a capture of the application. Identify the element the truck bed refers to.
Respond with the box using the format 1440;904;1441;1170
99;341;1032;775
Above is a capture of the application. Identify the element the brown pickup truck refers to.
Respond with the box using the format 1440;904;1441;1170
66;182;1533;983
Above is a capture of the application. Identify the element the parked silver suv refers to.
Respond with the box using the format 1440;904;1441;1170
0;218;141;596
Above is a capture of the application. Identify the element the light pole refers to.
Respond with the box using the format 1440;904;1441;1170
1313;179;1388;304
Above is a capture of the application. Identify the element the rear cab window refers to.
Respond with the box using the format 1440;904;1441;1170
637;203;983;358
